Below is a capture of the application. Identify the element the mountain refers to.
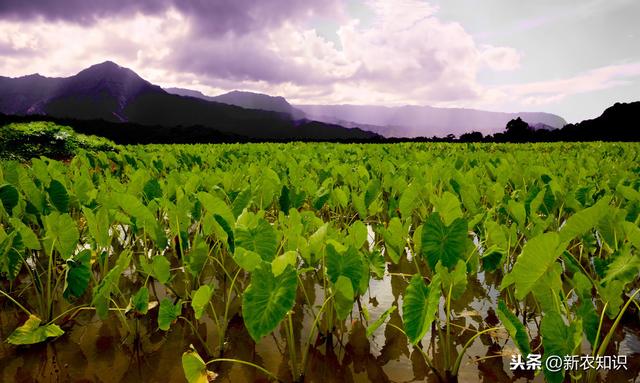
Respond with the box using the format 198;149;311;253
0;62;379;141
558;102;640;140
166;88;305;119
295;104;567;138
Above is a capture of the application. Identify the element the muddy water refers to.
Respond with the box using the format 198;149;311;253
1;258;639;382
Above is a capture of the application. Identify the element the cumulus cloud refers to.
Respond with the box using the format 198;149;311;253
8;0;625;112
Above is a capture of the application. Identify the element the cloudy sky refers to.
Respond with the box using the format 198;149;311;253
1;0;638;122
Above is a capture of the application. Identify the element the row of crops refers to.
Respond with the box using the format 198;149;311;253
0;142;639;382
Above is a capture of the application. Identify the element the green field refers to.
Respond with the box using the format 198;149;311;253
1;142;639;382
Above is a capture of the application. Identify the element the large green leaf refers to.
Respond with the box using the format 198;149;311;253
421;213;468;270
151;256;171;284
182;349;210;383
43;212;79;260
497;300;531;355
47;179;69;213
379;217;405;264
540;312;582;383
9;218;40;250
431;191;463;226
82;207;111;248
233;247;265;272
0;184;19;214
271;250;298;277
436;259;468;300
63;249;92;300
571;272;598;347
231;188;252;218
0;231;23;280
326;243;364;292
158;298;182;331
234;218;278;262
197;192;235;231
559;197;611;242
501;232;566;300
130;286;150;315
191;285;213;320
242;264;297;342
7;315;64;345
399;183;420;219
402;273;441;344
334;275;355;321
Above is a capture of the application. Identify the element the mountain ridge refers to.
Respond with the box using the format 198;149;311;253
0;61;379;140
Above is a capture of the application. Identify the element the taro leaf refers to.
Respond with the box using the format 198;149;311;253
186;238;209;277
271;251;298;277
421;213;468;271
497;300;531;355
0;231;23;280
507;200;526;229
9;218;40;250
118;194;165;248
82;207;111;249
364;178;381;208
352;192;367;219
559;196;611;243
431;191;463;226
598;280;625;319
130;286;150;315
308;223;328;258
158;298;182;331
436;260;468;300
0;184;19;214
622;221;640;248
47;179;69;213
500;232;567;300
90;251;131;318
601;246;640;285
7;315;64;345
399;183;420;219
213;214;234;253
366;305;397;337
235;218;278;262
231;188;252;219
242;264;297;342
531;262;563;314
481;246;504;272
347;220;368;249
366;250;386;279
571;272;598;347
325;243;364;293
380;217;405;264
151;256;171;284
182;349;210;383
279;185;290;213
143;179;163;202
43;212;79;260
234;247;264;272
191;285;213;320
334;275;355;321
402;273;441;345
197;192;235;231
91;265;123;319
540;312;582;383
63;249;92;300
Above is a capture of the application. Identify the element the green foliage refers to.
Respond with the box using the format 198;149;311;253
0;122;118;160
402;274;441;344
242;264;297;342
7;315;64;345
421;213;468;271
